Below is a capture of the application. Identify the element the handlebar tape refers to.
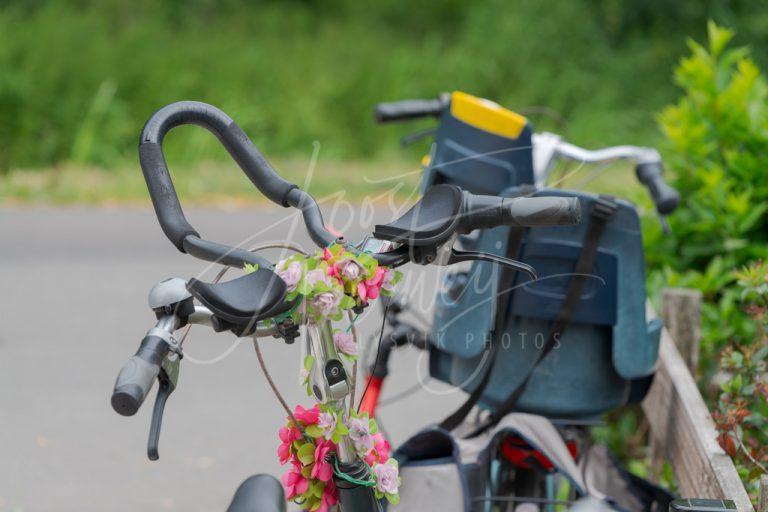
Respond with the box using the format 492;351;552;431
635;162;680;215
111;335;169;417
373;98;446;123
460;194;581;232
139;101;298;251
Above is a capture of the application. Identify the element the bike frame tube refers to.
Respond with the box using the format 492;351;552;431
306;320;380;509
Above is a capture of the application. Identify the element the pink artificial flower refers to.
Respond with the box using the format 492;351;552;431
276;260;302;292
322;247;334;261
357;266;386;303
310;439;336;482
281;461;309;500
318;411;337;440
305;268;330;288
372;433;391;463
373;461;400;495
333;331;357;356
336;258;364;280
347;416;374;452
294;404;320;425
277;425;302;464
313;291;341;317
381;268;397;293
317;481;338;512
363;433;391;466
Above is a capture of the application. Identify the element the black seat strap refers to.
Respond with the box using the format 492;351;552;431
470;195;618;436
438;186;535;432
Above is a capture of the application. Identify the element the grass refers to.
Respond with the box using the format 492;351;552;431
0;158;423;206
0;157;648;207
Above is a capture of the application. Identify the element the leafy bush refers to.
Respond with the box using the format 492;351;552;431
714;261;767;499
647;22;768;374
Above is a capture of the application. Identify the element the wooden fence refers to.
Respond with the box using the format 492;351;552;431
641;288;763;512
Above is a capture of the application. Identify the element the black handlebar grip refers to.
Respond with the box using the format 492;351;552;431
502;196;582;227
111;335;169;416
373;98;446;123
635;162;680;215
460;193;581;232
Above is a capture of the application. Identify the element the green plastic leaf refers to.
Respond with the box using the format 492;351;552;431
305;425;323;438
297;442;316;465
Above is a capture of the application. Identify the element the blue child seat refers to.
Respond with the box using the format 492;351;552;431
420;92;662;418
428;188;662;419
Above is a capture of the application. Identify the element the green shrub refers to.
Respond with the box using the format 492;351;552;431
713;261;768;500
648;22;768;373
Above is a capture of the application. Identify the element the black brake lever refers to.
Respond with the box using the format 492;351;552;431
448;249;537;281
659;215;671;235
400;127;437;147
147;356;179;461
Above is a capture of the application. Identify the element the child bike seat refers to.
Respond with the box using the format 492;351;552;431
187;269;289;325
373;184;463;246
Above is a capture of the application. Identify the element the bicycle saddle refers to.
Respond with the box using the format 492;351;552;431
226;474;286;512
373;184;463;246
187;268;290;325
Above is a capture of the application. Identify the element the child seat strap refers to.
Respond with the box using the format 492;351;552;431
472;195;618;435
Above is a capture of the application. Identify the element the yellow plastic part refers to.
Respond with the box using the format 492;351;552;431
421;154;431;167
450;91;527;139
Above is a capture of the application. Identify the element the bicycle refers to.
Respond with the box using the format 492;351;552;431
356;92;683;511
110;101;581;511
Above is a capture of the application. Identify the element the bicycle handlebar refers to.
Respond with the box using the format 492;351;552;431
138;101;362;267
111;334;169;416
635;162;680;215
460;194;581;232
373;96;446;123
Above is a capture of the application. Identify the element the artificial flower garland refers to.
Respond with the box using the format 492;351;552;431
278;404;400;511
252;244;402;510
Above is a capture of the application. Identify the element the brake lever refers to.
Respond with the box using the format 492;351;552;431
447;249;537;281
659;215;671;235
147;353;180;461
399;127;437;147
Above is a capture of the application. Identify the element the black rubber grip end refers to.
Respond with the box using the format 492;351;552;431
636;162;680;215
373;98;445;123
111;385;143;417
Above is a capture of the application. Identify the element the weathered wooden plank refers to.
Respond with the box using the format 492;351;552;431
642;301;754;512
661;288;703;373
759;475;768;512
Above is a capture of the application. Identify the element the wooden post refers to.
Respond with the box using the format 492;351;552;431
650;288;704;480
759;475;768;512
661;288;703;374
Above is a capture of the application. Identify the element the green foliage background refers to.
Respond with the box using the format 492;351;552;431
2;0;767;171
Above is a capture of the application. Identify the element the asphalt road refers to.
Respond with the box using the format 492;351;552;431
0;205;461;512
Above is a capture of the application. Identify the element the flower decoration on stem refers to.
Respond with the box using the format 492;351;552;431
278;405;401;510
254;244;401;325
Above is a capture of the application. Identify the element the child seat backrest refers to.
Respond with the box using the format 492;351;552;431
428;188;661;418
421;91;535;194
